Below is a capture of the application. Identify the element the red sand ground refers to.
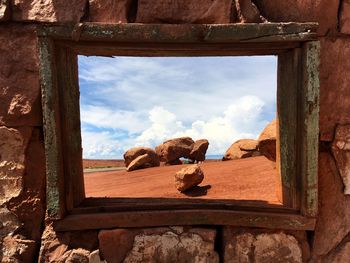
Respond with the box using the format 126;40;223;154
84;156;281;204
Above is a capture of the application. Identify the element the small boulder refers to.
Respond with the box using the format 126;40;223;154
127;153;154;172
258;119;277;162
223;139;259;161
174;164;204;192
190;139;209;162
123;147;160;167
156;137;194;164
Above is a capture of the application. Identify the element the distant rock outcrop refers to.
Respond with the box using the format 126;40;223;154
123;147;160;171
155;137;194;165
222;139;260;161
258;119;277;162
174;164;204;192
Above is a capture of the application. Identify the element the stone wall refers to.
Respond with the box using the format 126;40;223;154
0;0;350;262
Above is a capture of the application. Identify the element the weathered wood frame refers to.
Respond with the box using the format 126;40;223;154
37;23;320;231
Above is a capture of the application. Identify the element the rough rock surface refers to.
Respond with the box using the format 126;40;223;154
89;0;132;23
223;228;303;262
189;139;209;162
340;0;350;34
12;0;87;22
325;241;350;263
0;0;10;21
254;0;339;35
127;153;155;172
39;226;99;263
313;153;350;258
319;38;350;141
124;147;160;168
236;0;264;23
2;235;36;263
0;127;29;204
89;250;107;263
0;25;42;127
174;164;204;192
223;139;259;161
99;227;219;263
258;119;276;161
156;137;194;164
136;0;233;24
332;125;350;195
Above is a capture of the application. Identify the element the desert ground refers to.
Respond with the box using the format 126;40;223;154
84;156;281;204
83;159;125;169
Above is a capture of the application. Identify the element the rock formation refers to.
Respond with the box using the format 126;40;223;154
155;137;194;165
174;164;204;192
258;119;277;162
189;139;209;162
127;154;154;172
123;147;160;171
223;139;259;161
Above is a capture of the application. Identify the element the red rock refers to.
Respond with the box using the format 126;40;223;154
156;137;194;164
0;126;31;204
254;233;302;262
2;236;36;263
99;229;136;263
100;227;218;263
126;153;155;171
258;119;276;161
340;0;350;34
325;242;350;263
0;0;10;21
136;0;233;24
123;147;160;167
254;0;339;35
236;0;264;23
65;249;90;263
12;0;87;22
312;153;350;257
223;228;303;262
0;25;42;127
174;164;204;192
332;124;350;195
189;139;209;162
223;139;259;161
319;38;350;141
89;0;132;23
38;226;99;263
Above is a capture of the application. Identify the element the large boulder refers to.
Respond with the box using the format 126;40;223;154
156;137;194;164
189;139;209;162
127;154;155;172
222;139;259;161
123;147;160;167
174;164;204;192
258;119;277;162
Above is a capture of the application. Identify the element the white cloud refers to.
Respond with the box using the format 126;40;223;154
78;56;277;125
82;96;271;158
80;105;149;134
135;96;269;155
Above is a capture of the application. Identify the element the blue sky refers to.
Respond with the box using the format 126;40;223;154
78;55;277;159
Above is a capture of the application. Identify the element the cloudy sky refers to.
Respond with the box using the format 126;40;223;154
78;55;277;159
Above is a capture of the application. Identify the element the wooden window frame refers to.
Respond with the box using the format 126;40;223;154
37;23;320;231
